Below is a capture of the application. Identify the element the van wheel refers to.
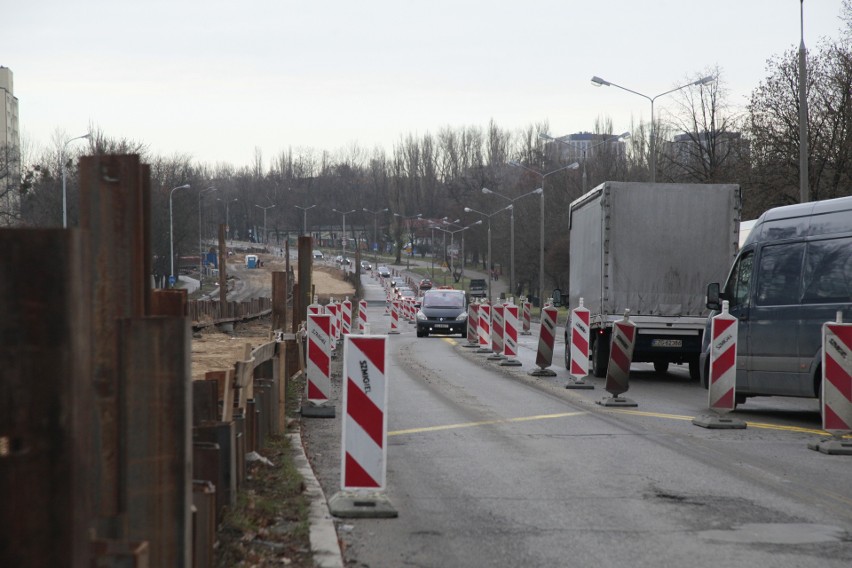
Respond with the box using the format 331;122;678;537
592;335;609;378
654;361;669;374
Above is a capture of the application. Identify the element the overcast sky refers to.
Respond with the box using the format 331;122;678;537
3;0;847;167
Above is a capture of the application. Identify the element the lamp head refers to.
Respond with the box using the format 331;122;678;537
591;76;610;87
481;187;492;194
464;207;472;213
534;188;543;195
568;162;580;170
538;133;553;141
696;75;714;86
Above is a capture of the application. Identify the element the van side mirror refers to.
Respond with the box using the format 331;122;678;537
706;282;721;311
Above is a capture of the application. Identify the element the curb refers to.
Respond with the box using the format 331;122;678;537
286;432;344;568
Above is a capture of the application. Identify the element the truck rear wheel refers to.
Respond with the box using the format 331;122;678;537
591;334;609;378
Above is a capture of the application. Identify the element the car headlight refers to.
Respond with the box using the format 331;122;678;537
456;312;468;321
416;311;427;321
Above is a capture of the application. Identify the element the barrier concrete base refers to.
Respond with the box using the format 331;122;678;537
529;367;557;377
300;404;336;418
500;358;522;367
597;396;638;407
328;491;398;518
388;330;400;335
487;353;505;361
463;342;479;349
520;331;532;336
565;378;594;390
692;413;747;429
808;437;852;455
477;347;492;354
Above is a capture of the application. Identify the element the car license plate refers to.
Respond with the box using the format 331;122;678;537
651;339;682;348
435;324;449;328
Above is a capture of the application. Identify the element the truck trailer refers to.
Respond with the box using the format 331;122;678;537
564;182;740;380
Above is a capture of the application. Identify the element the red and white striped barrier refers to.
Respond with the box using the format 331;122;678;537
501;304;522;366
388;299;400;335
599;311;638;407
302;313;335;417
477;303;492;353
694;301;746;428
566;300;593;389
342;298;353;335
358;299;368;334
489;304;506;360
326;302;340;354
809;312;852;454
308;297;323;315
464;301;480;348
341;335;388;489
530;304;558;377
709;301;738;412
521;299;532;335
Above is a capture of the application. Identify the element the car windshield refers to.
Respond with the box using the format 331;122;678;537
423;292;464;308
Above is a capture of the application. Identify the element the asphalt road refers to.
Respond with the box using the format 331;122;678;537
301;273;852;567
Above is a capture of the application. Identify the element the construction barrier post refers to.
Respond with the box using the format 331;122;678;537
388;299;400;335
488;304;506;360
521;299;532;335
326;301;339;357
342;297;353;336
328;335;398;517
694;301;746;429
358;299;368;334
809;312;852;455
530;303;558;377
501;303;522;366
301;313;335;418
477;303;492;353
464;301;480;348
566;299;594;389
598;311;638;407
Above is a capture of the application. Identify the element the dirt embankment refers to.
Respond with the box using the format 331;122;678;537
192;253;354;380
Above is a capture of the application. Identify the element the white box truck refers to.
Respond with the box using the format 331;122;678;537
563;182;740;380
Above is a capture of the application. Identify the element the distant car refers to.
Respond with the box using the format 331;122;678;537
341;258;351;265
391;276;406;288
416;289;467;338
377;265;392;278
312;250;324;259
419;278;433;291
360;260;372;271
335;255;351;265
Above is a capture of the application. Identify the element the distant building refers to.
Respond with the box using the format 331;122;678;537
0;66;20;225
546;132;628;163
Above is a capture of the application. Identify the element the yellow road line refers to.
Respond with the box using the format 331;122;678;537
389;411;586;437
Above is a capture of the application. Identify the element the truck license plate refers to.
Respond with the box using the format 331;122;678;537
652;339;682;348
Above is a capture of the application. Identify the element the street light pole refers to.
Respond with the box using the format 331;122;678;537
481;187;542;295
509;161;579;308
464;205;512;305
61;132;91;228
294;204;317;238
255;203;276;245
198;186;217;290
798;0;810;203
363;207;388;263
333;208;357;268
591;75;713;182
169;183;191;287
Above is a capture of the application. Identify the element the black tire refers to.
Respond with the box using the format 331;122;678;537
591;334;609;378
564;331;571;369
416;330;424;338
654;361;670;374
688;358;700;381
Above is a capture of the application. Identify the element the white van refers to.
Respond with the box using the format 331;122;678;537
703;195;852;406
